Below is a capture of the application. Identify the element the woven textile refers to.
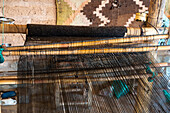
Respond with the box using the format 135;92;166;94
56;0;149;27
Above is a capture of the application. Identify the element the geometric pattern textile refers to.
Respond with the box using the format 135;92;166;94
56;0;150;27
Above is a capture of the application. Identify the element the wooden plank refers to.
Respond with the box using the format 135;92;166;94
156;63;170;67
0;24;27;34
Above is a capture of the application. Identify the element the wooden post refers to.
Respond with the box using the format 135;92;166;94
147;0;162;27
157;0;167;26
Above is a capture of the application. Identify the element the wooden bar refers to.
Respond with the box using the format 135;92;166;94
155;62;170;67
157;0;167;26
0;73;162;85
0;62;167;76
126;27;169;36
0;72;160;81
5;35;168;51
0;62;166;79
0;24;27;34
3;45;170;56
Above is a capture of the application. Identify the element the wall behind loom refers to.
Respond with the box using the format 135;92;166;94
0;0;57;73
56;0;150;27
0;0;56;25
0;1;55;113
0;0;57;47
0;0;56;46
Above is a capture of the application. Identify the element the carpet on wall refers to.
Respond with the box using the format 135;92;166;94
56;0;150;27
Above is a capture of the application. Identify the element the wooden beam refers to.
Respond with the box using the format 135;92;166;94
156;62;170;67
5;34;168;51
0;73;163;85
0;62;167;79
157;0;167;26
147;0;162;27
126;27;168;36
0;24;27;34
2;45;170;56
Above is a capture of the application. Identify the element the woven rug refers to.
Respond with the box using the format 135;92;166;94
56;0;149;27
